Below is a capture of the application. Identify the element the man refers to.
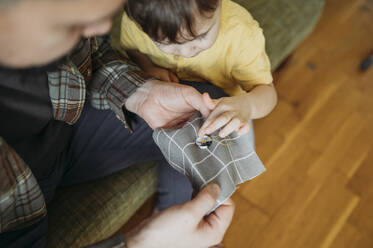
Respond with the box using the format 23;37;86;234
0;0;234;247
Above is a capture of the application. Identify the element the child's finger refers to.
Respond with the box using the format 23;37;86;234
199;109;225;136
199;109;224;136
219;117;241;138
202;111;235;136
169;71;179;83
237;122;250;136
199;100;227;135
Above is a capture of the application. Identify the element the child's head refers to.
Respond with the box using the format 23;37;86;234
125;0;221;58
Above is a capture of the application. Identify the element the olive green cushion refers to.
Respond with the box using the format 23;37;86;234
234;0;325;69
47;0;325;247
47;162;157;248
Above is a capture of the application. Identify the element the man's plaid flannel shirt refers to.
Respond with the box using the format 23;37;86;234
0;36;149;233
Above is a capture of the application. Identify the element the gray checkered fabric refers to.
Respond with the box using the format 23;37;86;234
153;114;265;212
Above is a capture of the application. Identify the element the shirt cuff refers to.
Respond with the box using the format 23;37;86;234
106;70;153;131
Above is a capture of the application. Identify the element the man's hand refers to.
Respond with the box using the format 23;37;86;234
126;184;235;248
125;80;211;129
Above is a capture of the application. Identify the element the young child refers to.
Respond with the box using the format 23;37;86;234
112;0;277;139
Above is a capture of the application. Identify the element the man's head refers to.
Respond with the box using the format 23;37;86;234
125;0;221;58
0;0;125;68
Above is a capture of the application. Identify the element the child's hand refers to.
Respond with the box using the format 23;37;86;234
145;66;179;83
198;93;252;138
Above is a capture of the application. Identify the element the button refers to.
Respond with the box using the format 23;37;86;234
196;136;213;149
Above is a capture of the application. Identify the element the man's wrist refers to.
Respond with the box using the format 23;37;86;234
124;79;159;115
124;82;151;115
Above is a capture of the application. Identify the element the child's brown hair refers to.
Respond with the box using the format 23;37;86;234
124;0;219;44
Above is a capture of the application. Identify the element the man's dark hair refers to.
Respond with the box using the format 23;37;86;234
124;0;219;44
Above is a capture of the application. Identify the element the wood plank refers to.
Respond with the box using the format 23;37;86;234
347;155;373;235
347;151;373;196
223;194;270;248
320;197;360;248
248;173;358;248
329;223;365;248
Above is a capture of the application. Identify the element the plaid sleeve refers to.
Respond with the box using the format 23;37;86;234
88;36;152;127
47;59;86;125
0;137;47;233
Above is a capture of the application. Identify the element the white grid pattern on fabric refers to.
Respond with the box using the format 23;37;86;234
153;114;266;211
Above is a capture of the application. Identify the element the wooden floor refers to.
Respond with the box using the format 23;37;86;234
223;0;373;247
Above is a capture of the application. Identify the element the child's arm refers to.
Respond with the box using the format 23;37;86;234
127;49;179;83
199;21;277;138
199;83;277;138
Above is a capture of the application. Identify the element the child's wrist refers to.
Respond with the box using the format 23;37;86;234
240;93;254;120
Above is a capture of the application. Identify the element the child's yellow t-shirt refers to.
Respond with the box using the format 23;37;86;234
112;0;273;96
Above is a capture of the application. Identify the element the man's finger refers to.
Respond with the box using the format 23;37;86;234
163;112;194;129
183;184;220;220
182;87;211;119
203;93;217;110
204;198;235;234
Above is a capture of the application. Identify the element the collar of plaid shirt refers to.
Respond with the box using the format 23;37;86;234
0;36;149;232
